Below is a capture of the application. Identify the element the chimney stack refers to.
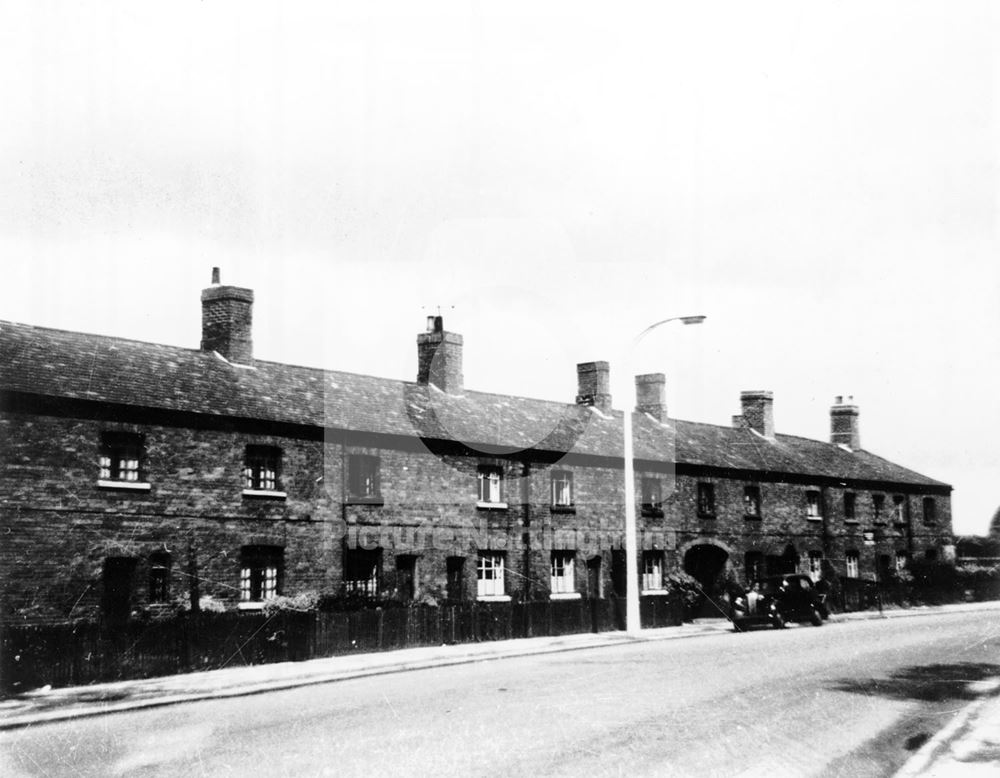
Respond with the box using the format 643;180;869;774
740;390;774;438
635;373;667;422
576;362;611;413
417;316;463;393
200;268;254;365
830;395;860;450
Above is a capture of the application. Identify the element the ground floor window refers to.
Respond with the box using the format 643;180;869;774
240;545;282;603
477;551;506;599
550;551;576;595
642;551;664;592
807;551;823;580
895;551;909;572
148;551;171;604
845;551;859;579
344;547;381;597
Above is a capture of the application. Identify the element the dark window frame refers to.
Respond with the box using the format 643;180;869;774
347;454;383;504
922;497;937;525
641;477;664;517
243;444;282;492
99;431;146;483
743;485;762;519
697;482;716;518
239;545;283;603
844;492;857;522
550;470;574;511
148;551;171;604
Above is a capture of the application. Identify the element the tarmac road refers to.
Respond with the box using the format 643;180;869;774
2;609;998;777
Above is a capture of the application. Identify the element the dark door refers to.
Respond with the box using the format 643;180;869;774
396;555;417;601
446;556;465;601
102;557;137;627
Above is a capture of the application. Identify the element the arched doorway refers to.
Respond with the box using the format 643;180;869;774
683;544;730;618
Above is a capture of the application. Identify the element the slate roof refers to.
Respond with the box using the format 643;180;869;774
0;320;949;489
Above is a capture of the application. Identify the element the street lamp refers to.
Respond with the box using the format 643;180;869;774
623;315;706;636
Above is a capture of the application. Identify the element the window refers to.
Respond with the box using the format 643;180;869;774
844;493;857;522
642;551;665;592
477;552;506;599
925;548;938;562
98;432;148;488
805;491;822;520
550;551;577;597
477;465;505;506
744;485;762;518
922;497;936;525
895;551;909;572
348;454;381;501
344;548;381;597
239;545;282;606
148;552;171;604
243;445;282;493
872;494;885;523
446;557;465;601
550;470;574;508
697;482;715;517
845;551;859;579
744;551;764;583
807;551;823;580
641;478;663;516
893;495;907;524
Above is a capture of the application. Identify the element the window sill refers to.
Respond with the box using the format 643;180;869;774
642;589;670;596
242;489;287;500
805;516;823;522
476;501;509;510
98;480;152;491
550;505;576;514
237;601;268;611
844;519;860;525
550;591;581;600
345;497;384;506
476;595;511;602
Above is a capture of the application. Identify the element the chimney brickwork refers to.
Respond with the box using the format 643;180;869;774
740;390;774;438
200;268;254;364
635;373;667;422
417;316;464;393
830;395;861;449
576;362;612;413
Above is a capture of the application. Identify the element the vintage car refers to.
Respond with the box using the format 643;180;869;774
731;574;830;631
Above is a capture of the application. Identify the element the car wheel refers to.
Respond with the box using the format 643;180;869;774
810;608;823;627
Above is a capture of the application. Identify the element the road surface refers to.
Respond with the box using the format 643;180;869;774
2;610;998;776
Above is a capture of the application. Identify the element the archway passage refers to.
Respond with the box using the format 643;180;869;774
683;544;730;618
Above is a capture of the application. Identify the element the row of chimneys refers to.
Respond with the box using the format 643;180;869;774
200;270;861;449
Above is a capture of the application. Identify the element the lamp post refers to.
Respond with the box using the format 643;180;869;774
623;315;706;636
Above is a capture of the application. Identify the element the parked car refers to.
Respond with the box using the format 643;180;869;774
731;574;829;631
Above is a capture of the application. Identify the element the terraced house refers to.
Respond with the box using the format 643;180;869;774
0;272;954;625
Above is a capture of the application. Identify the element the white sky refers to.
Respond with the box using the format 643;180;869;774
1;2;997;534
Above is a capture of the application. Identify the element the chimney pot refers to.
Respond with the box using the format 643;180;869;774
830;395;861;449
200;273;254;364
740;390;775;438
576;362;612;413
417;318;463;392
635;373;667;422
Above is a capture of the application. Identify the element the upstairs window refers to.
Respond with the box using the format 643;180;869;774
348;454;381;501
642;551;665;592
872;494;885;523
895;551;910;572
641;478;663;516
550;551;576;596
551;470;574;508
148;551;171;604
239;545;282;605
477;552;506;599
477;465;504;506
893;495;907;524
743;485;762;518
844;492;857;522
99;431;146;486
244;445;281;492
845;551;859;579
805;490;822;520
922;497;937;525
697;482;715;517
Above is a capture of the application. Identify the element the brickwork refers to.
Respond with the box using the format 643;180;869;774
200;285;254;364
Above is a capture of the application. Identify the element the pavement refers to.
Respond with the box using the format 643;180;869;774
2;600;999;777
